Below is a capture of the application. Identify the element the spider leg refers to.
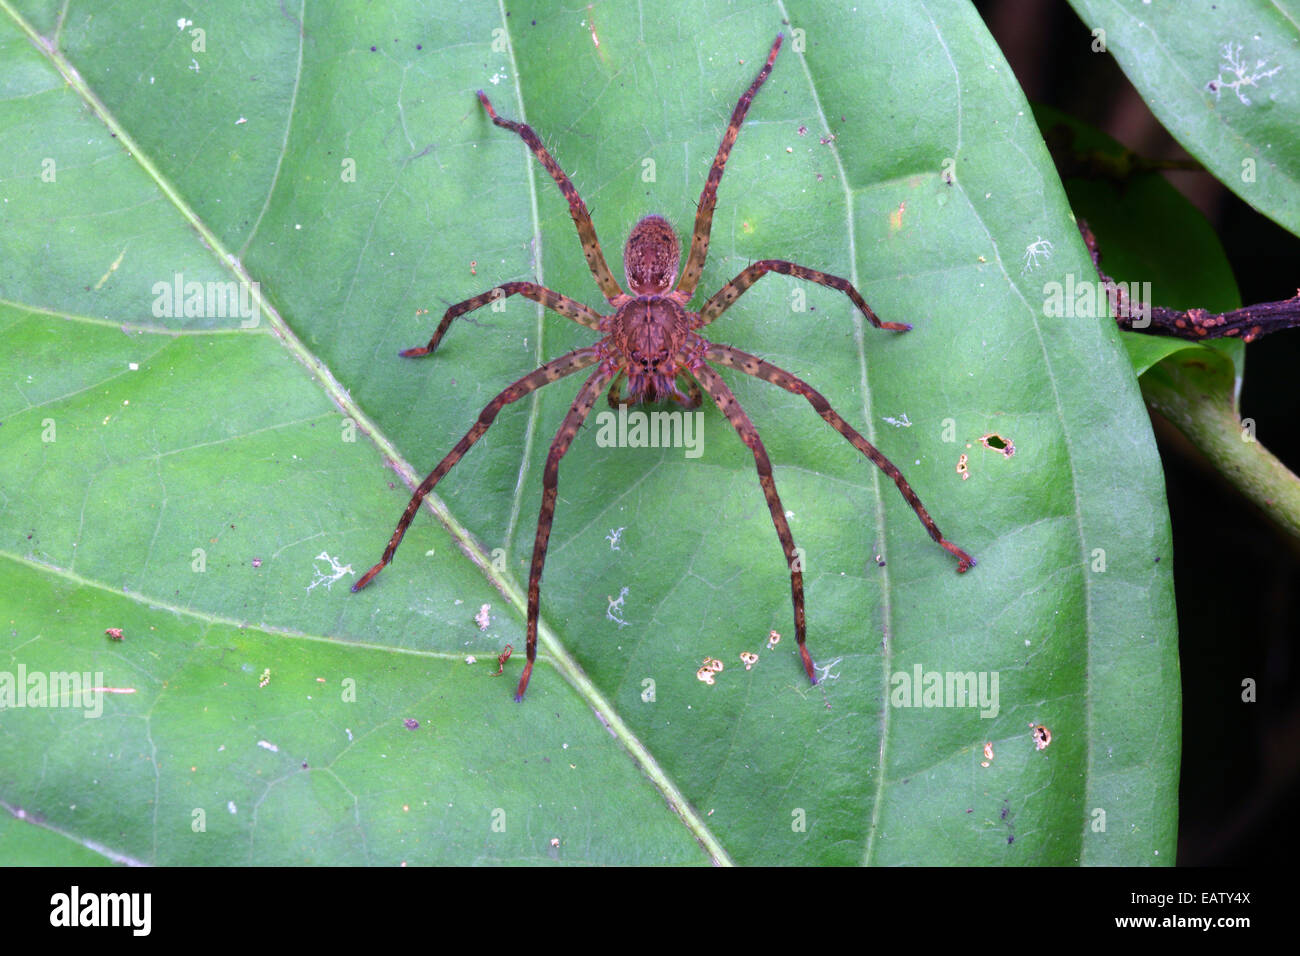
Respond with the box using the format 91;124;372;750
690;361;817;685
676;35;783;299
352;346;601;593
516;366;613;701
401;281;603;357
674;376;703;409
695;260;911;331
704;343;975;572
606;374;628;409
476;91;625;304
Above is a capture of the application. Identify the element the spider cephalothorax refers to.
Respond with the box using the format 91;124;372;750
355;34;974;700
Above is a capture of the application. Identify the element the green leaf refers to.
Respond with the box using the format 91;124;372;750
0;0;1177;864
1068;0;1300;237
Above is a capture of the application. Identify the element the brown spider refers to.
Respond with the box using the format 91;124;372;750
354;34;975;700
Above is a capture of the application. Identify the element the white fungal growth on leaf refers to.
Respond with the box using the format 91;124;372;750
1207;42;1282;105
307;552;354;592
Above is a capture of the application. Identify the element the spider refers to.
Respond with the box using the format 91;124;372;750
354;34;975;701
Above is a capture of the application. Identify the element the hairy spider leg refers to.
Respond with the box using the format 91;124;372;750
401;281;603;357
704;343;975;572
677;34;784;298
351;347;600;594
689;361;817;684
695;259;911;332
476;91;626;303
516;367;613;700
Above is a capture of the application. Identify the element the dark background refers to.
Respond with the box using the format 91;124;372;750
974;0;1299;865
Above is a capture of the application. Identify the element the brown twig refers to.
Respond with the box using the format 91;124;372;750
1077;219;1300;342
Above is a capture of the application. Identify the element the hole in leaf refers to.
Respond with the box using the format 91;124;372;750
980;433;1015;458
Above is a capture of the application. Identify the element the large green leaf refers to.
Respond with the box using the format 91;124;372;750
1068;0;1300;237
0;0;1177;864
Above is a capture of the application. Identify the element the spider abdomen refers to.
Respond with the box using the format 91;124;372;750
623;214;681;294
